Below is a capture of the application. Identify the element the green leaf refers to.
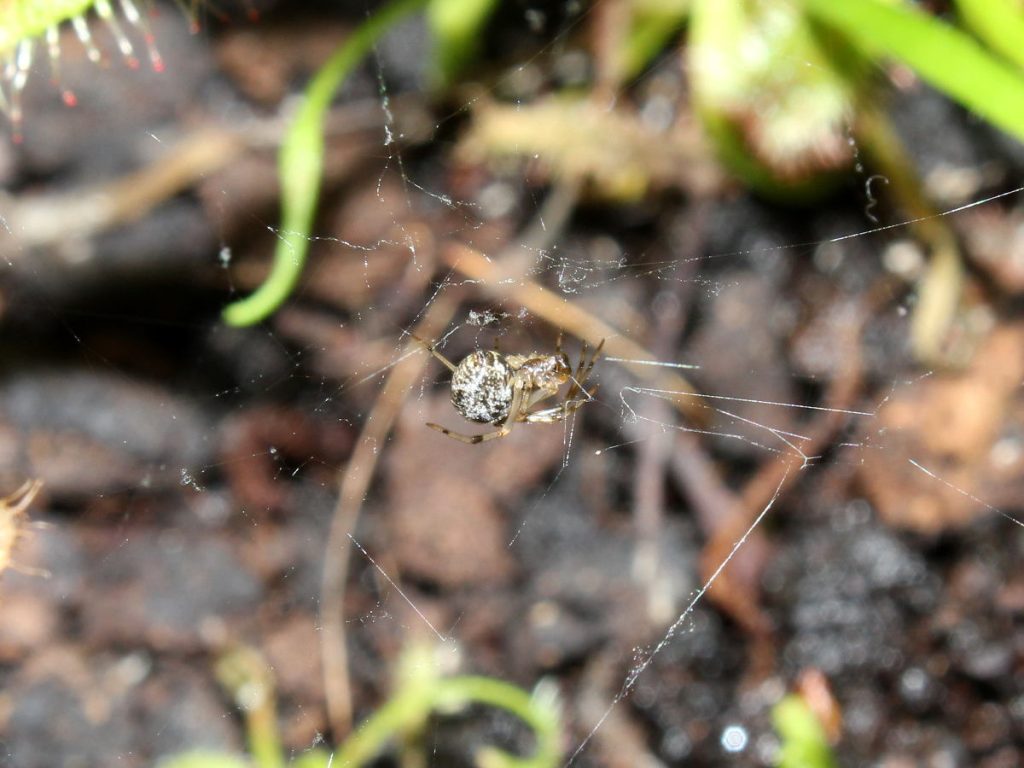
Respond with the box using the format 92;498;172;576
772;695;837;768
619;0;691;81
222;0;429;327
426;0;502;85
688;0;857;199
796;0;1024;144
954;0;1024;73
0;0;94;53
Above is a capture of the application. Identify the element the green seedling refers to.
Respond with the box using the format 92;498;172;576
772;693;838;768
160;644;563;768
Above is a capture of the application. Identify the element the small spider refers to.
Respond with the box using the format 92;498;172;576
414;333;604;444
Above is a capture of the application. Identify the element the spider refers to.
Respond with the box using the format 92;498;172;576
414;333;604;444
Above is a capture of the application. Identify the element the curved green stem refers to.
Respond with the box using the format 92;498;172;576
333;671;561;768
438;676;561;768
221;0;428;326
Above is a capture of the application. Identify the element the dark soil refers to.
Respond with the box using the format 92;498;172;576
0;2;1022;768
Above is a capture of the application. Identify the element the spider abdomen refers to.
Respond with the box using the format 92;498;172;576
450;350;514;424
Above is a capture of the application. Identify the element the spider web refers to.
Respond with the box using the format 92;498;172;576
0;2;1023;767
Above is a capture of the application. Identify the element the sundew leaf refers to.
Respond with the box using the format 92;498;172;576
426;0;501;86
0;0;94;54
221;0;428;327
619;0;691;82
796;0;1024;144
688;0;857;198
954;0;1024;73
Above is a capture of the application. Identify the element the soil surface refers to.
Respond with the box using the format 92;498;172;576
0;2;1022;767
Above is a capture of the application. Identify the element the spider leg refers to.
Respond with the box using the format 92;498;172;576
1;478;43;515
562;342;588;402
426;381;526;444
426;422;512;444
525;384;599;423
410;332;457;372
564;338;604;401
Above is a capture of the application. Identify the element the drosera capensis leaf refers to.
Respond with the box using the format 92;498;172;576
795;0;1024;145
426;0;501;86
0;0;164;131
158;644;562;768
0;0;94;51
618;0;691;83
954;0;1024;74
221;0;429;327
688;0;859;199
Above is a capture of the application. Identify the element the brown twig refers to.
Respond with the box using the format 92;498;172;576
0;98;429;255
319;185;581;738
320;292;460;738
698;296;869;641
628;209;705;623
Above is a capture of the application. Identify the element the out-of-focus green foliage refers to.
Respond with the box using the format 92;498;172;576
689;0;861;199
0;0;92;54
618;0;691;82
688;0;1024;198
159;645;562;768
221;0;429;326
954;0;1024;73
334;645;562;768
797;0;1024;145
772;694;838;768
426;0;502;85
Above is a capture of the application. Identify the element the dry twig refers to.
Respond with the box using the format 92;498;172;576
319;185;580;738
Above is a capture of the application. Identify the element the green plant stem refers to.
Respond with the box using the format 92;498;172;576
334;673;559;768
221;0;429;326
438;677;560;768
772;694;837;768
795;0;1024;144
426;0;501;85
857;106;964;364
215;648;285;768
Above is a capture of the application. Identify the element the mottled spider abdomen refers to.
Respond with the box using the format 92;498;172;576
450;350;514;424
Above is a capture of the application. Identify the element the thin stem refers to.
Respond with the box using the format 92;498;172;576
222;0;428;326
332;671;561;768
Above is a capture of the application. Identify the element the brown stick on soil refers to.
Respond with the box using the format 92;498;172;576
320;293;460;738
319;185;581;738
699;296;868;641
